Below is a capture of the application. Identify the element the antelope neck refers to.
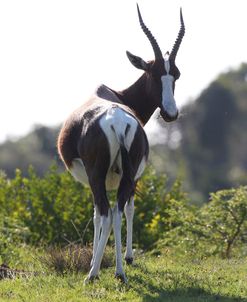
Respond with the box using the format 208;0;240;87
115;74;157;125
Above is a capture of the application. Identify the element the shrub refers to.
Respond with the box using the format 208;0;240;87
134;166;190;249
0;164;189;250
158;186;247;258
4;164;247;258
0;166;93;245
0;215;30;265
200;186;247;258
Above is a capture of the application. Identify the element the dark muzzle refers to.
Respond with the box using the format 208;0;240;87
160;108;179;122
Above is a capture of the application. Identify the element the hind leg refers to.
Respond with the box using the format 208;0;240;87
90;206;101;267
124;195;134;265
85;209;112;282
85;175;112;283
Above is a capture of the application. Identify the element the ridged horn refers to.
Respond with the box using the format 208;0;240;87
170;8;185;62
137;4;163;60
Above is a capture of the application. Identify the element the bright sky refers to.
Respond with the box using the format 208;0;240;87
0;0;247;142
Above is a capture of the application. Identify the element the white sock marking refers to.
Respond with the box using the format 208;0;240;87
91;206;101;267
113;205;126;279
85;209;112;281
124;197;134;261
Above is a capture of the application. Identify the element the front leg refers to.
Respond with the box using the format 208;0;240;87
113;205;127;283
124;196;134;265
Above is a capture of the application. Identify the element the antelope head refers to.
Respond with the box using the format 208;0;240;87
127;4;185;122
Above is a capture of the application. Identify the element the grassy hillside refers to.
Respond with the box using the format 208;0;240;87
0;248;247;302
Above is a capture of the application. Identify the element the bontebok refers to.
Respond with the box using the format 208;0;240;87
58;4;185;283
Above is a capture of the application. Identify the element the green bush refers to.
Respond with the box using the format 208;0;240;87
200;186;247;257
0;166;93;245
158;186;247;258
1;164;246;258
0;214;30;264
0;165;188;250
134;167;190;249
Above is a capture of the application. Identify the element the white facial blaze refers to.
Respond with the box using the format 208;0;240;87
161;58;178;117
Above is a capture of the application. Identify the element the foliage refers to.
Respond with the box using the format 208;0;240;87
178;64;247;200
0;215;30;265
0;164;188;250
0;165;93;245
159;186;247;258
1;164;247;259
200;186;247;258
0;125;60;178
134;167;189;249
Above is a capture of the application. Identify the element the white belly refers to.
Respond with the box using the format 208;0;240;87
105;171;122;190
69;158;122;190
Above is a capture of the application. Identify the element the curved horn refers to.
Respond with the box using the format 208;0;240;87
170;8;185;62
137;4;163;60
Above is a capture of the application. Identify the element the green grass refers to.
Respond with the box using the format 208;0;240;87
1;249;247;302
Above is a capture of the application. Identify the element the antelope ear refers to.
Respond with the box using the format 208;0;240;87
126;51;149;71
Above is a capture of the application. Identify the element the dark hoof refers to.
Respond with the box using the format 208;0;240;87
125;257;133;265
115;273;128;283
84;275;99;284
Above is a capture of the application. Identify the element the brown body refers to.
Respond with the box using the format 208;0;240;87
57;5;185;283
58;86;149;215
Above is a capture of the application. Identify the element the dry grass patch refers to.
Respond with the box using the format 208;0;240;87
40;244;114;274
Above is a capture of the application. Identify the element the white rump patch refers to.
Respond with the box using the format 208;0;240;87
99;107;138;167
70;107;141;190
99;106;139;190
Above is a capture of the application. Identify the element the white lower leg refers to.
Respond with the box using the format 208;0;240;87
124;197;134;262
86;209;112;281
91;206;101;267
113;205;126;282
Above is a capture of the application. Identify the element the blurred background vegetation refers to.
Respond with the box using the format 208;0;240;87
0;164;246;262
1;63;247;204
0;63;247;264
